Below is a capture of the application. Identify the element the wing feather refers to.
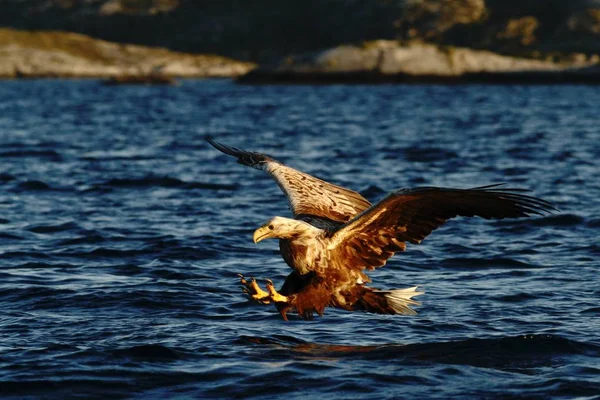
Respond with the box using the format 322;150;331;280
327;185;557;271
207;138;371;223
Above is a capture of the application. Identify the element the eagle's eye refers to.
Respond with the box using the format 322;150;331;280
268;224;274;230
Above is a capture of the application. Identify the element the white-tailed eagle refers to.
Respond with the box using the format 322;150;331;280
207;139;556;320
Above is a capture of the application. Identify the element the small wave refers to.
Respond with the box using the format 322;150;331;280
92;176;237;191
103;176;185;188
56;234;106;246
440;257;536;269
586;218;600;228
79;154;157;161
551;150;574;161
568;244;600;256
538;379;600;398
440;244;477;255
409;176;428;185
359;185;386;198
1;140;63;148
0;173;16;182
407;334;600;366
580;306;600;315
493;292;544;302
0;150;62;161
0;287;76;302
494;213;582;228
0;232;22;240
506;146;539;160
12;261;78;269
26;222;80;234
111;344;186;361
402;146;459;163
148;268;198;280
0;378;134;398
145;242;218;260
0;251;52;260
494;126;521;136
69;247;150;259
500;166;529;176
14;180;53;191
530;214;584;227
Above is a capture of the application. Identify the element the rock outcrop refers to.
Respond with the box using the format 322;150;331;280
240;41;600;84
0;28;254;78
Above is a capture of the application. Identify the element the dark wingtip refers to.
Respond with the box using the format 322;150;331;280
473;183;507;190
472;183;559;215
205;137;244;157
473;183;532;193
205;137;276;168
205;136;221;150
204;136;217;147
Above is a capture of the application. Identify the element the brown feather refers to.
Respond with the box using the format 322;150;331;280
276;272;331;320
328;185;557;272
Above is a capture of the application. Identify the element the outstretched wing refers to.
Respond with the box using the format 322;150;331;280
326;184;557;271
207;138;371;223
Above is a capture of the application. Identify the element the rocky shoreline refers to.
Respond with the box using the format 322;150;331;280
0;29;254;79
3;28;600;84
239;41;600;84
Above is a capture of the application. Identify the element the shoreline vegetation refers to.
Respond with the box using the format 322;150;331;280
1;28;600;84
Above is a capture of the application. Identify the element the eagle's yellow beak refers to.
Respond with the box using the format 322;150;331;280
253;226;270;244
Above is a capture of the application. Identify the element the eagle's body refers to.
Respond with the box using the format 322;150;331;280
207;139;556;320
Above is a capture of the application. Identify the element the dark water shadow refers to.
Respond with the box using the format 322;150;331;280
238;334;599;374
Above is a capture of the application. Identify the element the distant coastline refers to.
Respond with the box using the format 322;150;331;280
239;41;600;85
2;28;600;84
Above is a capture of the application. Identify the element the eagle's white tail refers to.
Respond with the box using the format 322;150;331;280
376;286;424;315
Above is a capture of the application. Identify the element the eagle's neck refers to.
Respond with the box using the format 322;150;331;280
275;218;325;275
280;218;323;242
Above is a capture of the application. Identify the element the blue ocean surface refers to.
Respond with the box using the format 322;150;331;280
0;80;599;399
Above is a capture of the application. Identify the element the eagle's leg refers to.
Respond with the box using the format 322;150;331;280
238;274;271;304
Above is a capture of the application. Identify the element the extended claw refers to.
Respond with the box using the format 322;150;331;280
265;279;289;303
237;273;271;304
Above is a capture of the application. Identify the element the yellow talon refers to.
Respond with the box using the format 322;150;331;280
237;274;290;304
238;274;271;304
249;279;270;303
265;279;289;303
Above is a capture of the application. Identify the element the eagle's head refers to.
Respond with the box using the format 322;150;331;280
253;216;319;243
